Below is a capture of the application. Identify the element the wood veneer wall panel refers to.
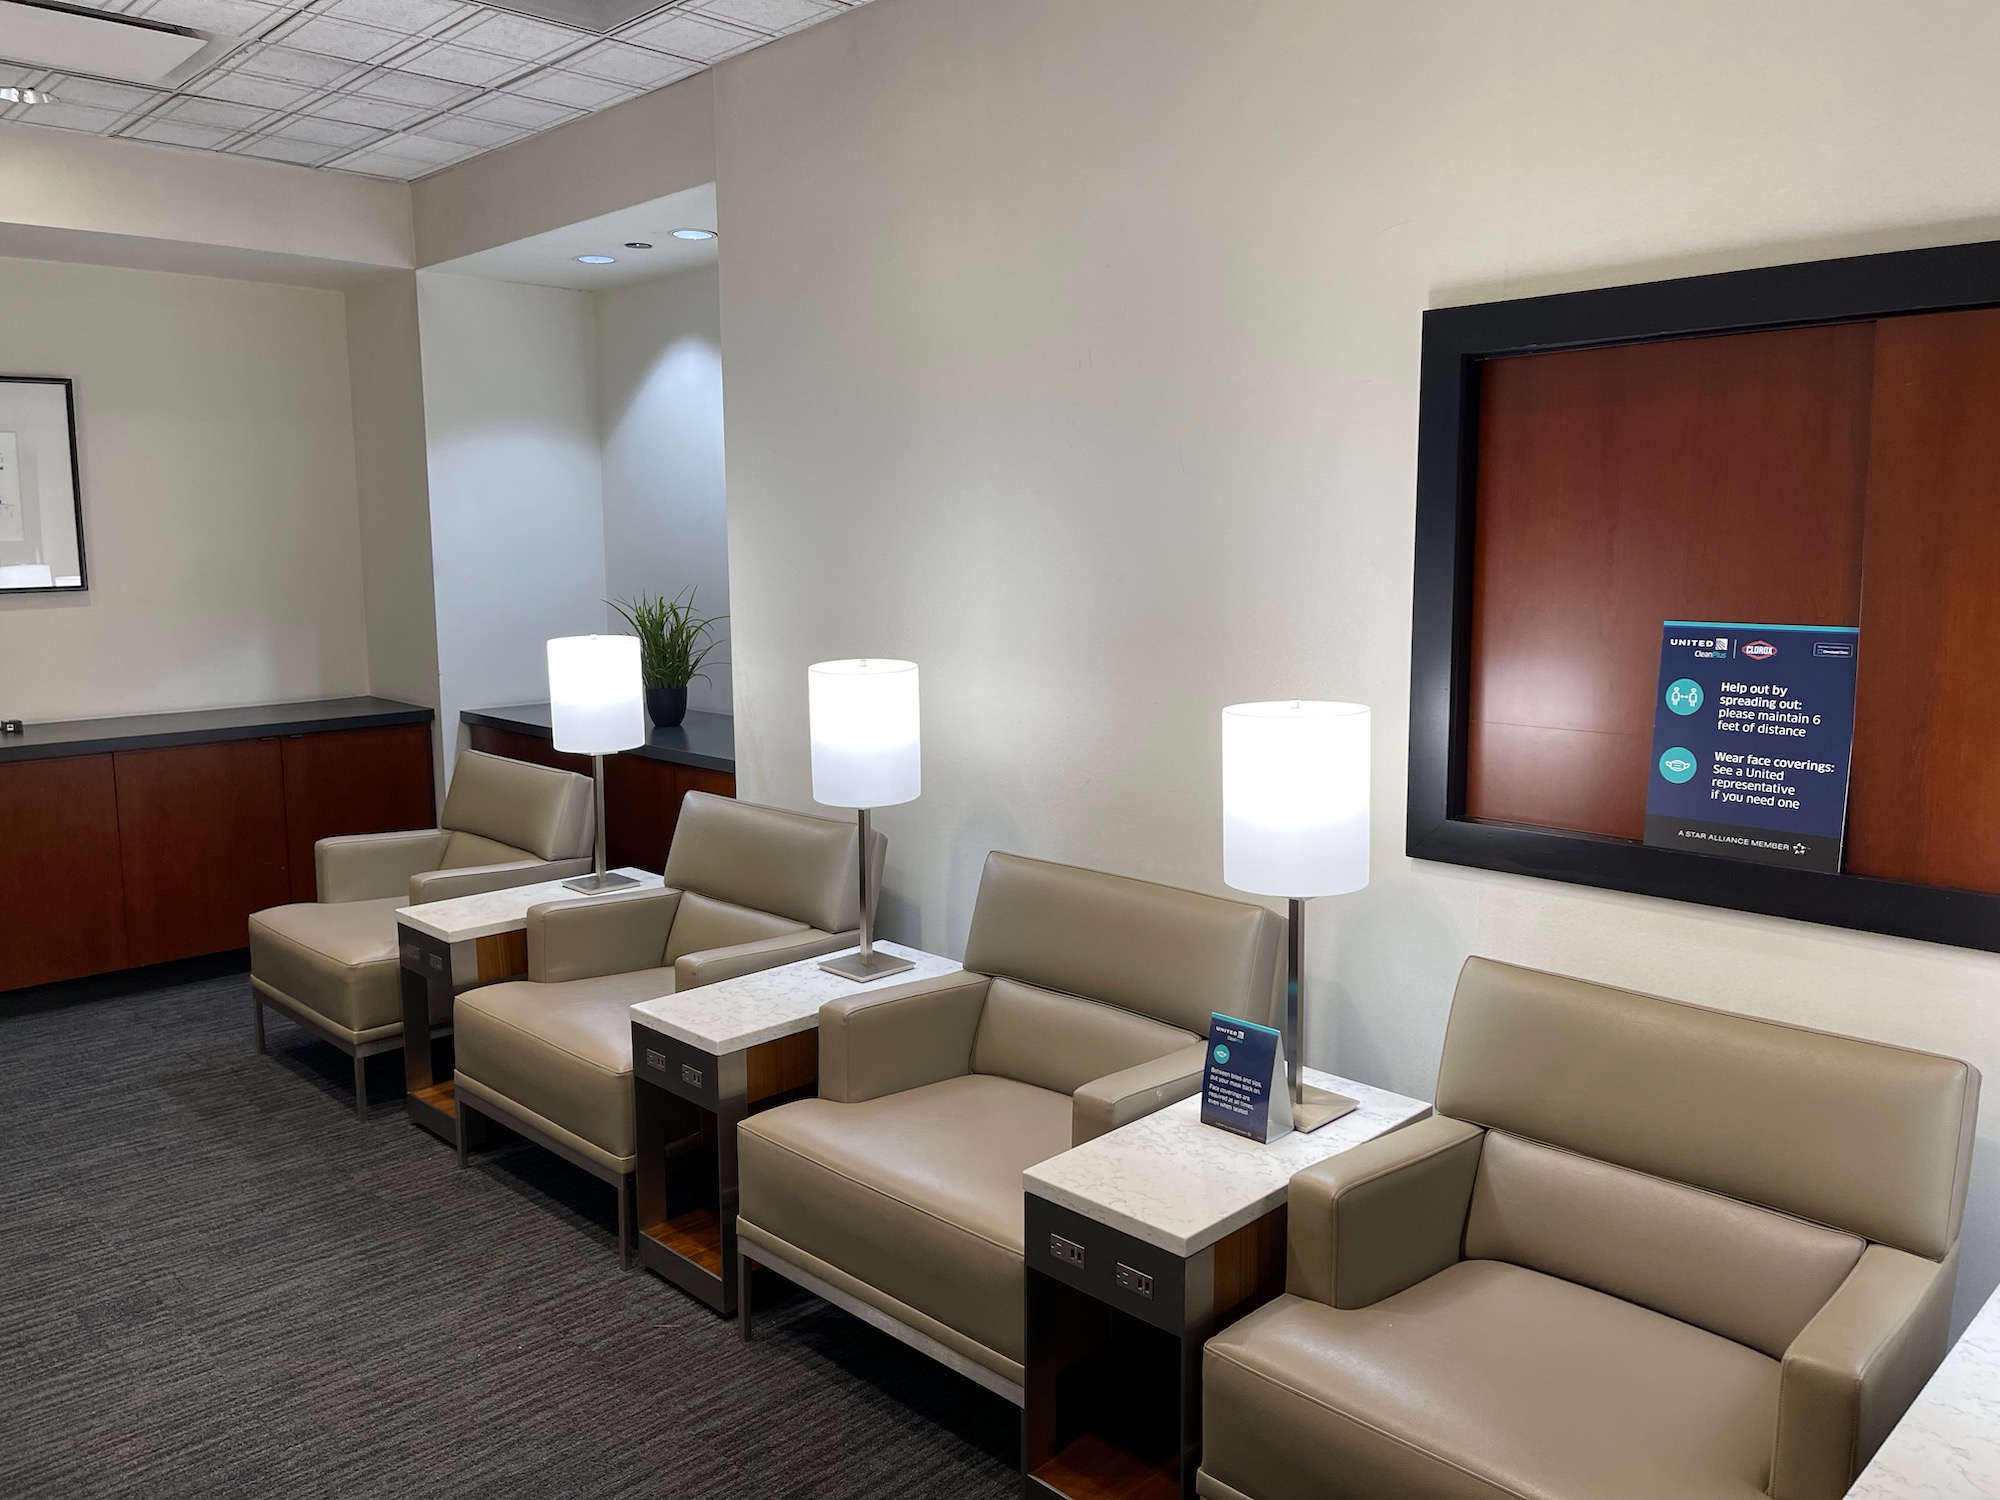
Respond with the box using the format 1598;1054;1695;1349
0;755;129;989
1844;308;2000;891
1466;323;1874;838
280;723;436;902
115;740;290;966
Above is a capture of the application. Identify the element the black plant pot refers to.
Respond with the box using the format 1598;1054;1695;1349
645;685;688;729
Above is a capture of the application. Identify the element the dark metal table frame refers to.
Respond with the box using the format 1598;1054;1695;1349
396;921;528;1144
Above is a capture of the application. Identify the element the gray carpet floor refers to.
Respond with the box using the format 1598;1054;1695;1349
0;966;1020;1499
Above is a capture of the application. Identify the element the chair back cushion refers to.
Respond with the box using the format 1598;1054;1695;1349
959;852;1283;1033
440;749;594;862
1464;1130;1864;1358
664;892;808;963
664;792;862;932
1437;957;1980;1259
439;830;536;869
971;978;1198;1095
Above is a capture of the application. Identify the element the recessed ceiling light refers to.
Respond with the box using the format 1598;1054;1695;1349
623;241;653;250
577;255;616;265
671;229;716;241
0;88;57;105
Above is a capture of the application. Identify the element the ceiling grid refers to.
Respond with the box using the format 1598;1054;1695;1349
0;0;865;179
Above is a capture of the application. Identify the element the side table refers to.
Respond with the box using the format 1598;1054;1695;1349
395;868;664;1142
629;939;959;1315
1020;1069;1430;1500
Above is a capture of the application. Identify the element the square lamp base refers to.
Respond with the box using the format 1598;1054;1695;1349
562;870;642;895
820;948;916;983
1292;1084;1360;1133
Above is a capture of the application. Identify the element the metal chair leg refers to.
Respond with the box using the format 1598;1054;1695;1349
353;1052;368;1122
738;1250;754;1343
618;1174;634;1270
252;994;265;1054
456;1101;470;1168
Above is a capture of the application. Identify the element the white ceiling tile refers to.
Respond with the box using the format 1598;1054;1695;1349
344;66;474;107
231;134;339;164
191;70;310;107
307;91;425;128
361;131;478;165
135;0;281;34
124;117;238;148
13;102;124;133
265;113;381;146
234;45;363;86
562;39;696;86
456;90;576;128
0;64;49;90
688;0;834;34
43;75;158;112
162;94;272;128
393;40;532;86
442;11;585;61
622;11;756;61
411;112;523;147
272;14;409;64
325;0;475;32
502;66;637;108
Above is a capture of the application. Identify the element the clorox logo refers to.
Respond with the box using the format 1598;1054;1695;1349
1742;640;1778;660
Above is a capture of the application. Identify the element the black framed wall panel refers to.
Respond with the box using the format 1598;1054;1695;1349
1408;237;2000;953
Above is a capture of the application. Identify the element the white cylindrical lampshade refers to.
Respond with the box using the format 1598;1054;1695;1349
809;659;921;809
1222;700;1370;898
547;635;645;755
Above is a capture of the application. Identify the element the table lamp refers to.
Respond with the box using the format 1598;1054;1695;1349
547;634;646;894
1221;699;1371;1132
809;658;920;981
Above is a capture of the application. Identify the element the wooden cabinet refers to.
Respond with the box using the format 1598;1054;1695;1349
0;756;129;990
115;741;292;967
0;708;435;993
281;723;436;902
466;723;735;874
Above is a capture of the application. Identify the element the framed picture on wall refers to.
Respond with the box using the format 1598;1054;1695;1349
0;376;85;594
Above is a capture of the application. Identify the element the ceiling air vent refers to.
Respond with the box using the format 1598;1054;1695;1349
0;0;208;86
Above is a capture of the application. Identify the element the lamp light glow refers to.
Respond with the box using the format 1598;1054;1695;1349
1222;700;1370;898
809;659;921;810
548;635;645;755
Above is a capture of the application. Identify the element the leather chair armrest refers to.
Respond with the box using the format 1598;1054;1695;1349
1286;1112;1478;1310
316;829;451;903
674;928;857;991
818;971;991;1103
406;856;593;905
1073;1042;1208;1145
1770;1242;1959;1500
527;888;683;983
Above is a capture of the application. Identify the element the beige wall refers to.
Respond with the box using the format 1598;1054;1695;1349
0;254;370;722
713;0;2000;1330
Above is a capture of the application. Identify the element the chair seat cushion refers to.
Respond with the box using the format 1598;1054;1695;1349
249;898;407;1040
1202;1259;1779;1500
738;1075;1074;1363
452;968;677;1161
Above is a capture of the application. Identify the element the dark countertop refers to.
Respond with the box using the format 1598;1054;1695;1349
462;702;735;775
0;696;434;764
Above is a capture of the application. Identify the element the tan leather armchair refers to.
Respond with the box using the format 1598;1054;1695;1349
451;792;877;1266
736;851;1284;1399
249;749;595;1120
1198;957;1982;1500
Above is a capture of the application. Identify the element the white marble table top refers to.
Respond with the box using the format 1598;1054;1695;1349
1025;1067;1432;1257
1847;1279;2000;1499
632;941;960;1054
396;868;664;943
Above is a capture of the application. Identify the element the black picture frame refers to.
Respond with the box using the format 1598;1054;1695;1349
1408;238;2000;954
0;375;86;595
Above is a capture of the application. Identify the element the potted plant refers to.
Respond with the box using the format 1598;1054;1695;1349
608;587;726;729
